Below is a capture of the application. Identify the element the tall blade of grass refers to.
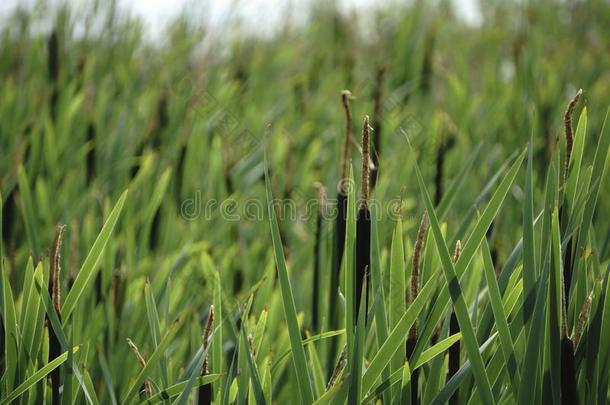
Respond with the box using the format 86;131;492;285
548;205;563;403
306;333;326;397
21;261;43;367
369;203;390;402
211;269;224;397
1;258;18;392
522;138;537;325
481;238;520;395
347;276;367;405
362;276;437;394
16;165;40;258
34;275;97;404
122;315;185;404
264;161;314;404
137;375;220;405
412;155;495;405
577;106;610;263
389;217;406;372
412;149;526;363
363;333;461;402
144;281;169;388
566;107;588;212
241;326;266;405
430;333;498;405
98;347;118;405
0;346;80;405
595;266;610;400
62;189;128;320
344;165;357;351
517;263;551;404
173;344;208;405
82;368;100;405
271;330;345;371
415;333;461;369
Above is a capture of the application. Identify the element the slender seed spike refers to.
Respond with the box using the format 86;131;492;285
127;338;152;398
126;338;147;369
563;88;583;186
561;261;570;338
340;90;352;192
202;305;215;375
360;115;370;210
407;211;429;405
573;289;594;348
51;224;66;314
327;345;347;390
199;305;215;405
48;224;65;405
409;211;429;305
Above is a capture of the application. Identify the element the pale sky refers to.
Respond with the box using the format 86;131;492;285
1;0;482;37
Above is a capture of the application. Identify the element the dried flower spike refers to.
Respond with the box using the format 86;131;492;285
410;211;429;306
202;305;215;375
127;338;152;398
340;90;353;193
563;88;583;185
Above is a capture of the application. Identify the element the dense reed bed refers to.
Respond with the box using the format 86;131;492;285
2;1;610;404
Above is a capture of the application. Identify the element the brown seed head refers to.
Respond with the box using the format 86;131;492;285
202;305;215;374
574;288;594;347
563;88;583;185
327;344;348;390
340;90;353;192
410;211;429;305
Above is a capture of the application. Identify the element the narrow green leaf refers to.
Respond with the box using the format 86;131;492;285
139;375;220;405
17;165;40;258
62;189;128;320
265;161;314;404
412;151;496;405
122;316;185;404
362;276;437;394
0;346;80;405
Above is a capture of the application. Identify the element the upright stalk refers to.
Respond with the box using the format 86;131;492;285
355;116;371;325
